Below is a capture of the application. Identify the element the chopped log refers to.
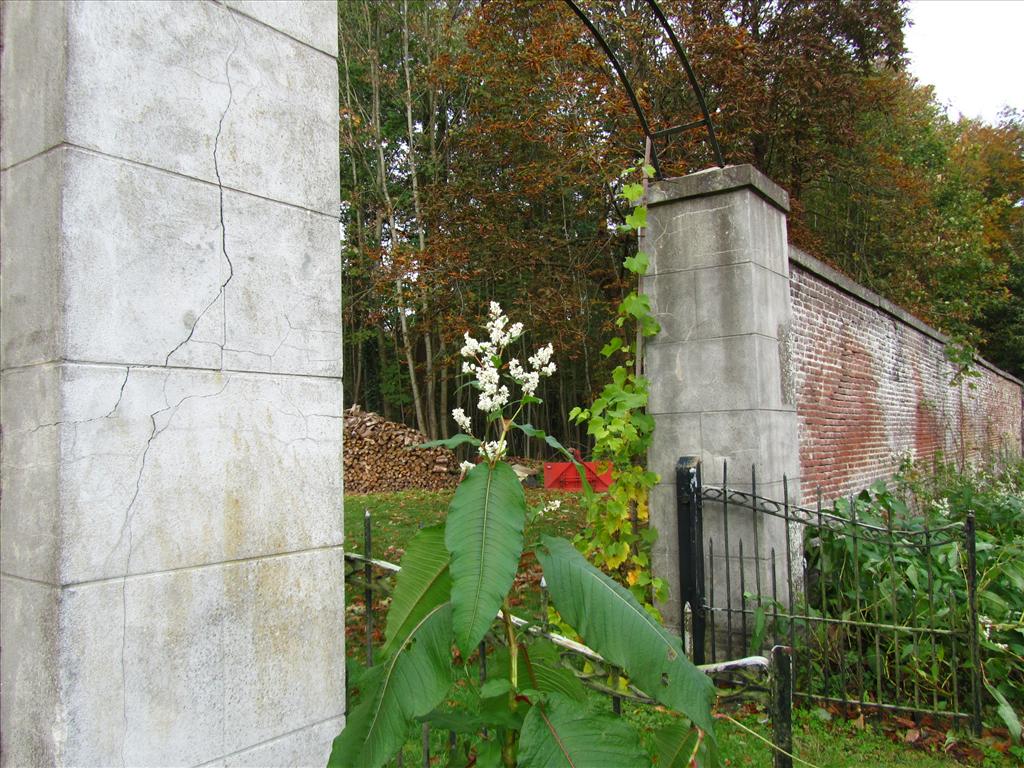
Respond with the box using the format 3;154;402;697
343;405;460;494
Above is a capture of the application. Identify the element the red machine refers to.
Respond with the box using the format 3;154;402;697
543;460;612;492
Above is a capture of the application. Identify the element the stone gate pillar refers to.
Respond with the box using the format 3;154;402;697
642;165;800;636
1;2;343;765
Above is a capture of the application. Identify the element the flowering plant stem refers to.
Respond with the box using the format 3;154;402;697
329;302;718;768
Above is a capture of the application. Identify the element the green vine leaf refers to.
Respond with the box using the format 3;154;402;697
600;337;624;357
624;206;647;230
620;182;644;204
445;461;526;655
622;251;649;275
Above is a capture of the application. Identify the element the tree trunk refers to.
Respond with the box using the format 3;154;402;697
439;336;450;439
401;0;434;438
367;2;427;434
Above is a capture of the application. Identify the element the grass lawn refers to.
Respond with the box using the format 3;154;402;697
343;488;1016;766
344;486;586;561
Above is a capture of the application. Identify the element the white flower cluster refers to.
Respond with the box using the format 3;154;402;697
980;615;994;640
508;342;556;397
459;460;475;475
458;303;522;416
529;344;556;376
448;303;559;466
478;440;507;462
474;362;510;414
532;499;565;524
459;302;523;359
979;615;1010;651
454;302;555;417
452;407;472;434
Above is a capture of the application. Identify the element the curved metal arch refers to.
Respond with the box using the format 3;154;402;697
561;0;725;175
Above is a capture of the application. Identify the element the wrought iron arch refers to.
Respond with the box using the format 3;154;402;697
560;0;725;177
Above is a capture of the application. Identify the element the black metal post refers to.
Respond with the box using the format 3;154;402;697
770;645;794;768
640;0;726;167
364;509;374;666
676;456;705;664
965;514;983;737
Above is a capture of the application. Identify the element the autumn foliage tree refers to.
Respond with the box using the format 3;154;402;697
339;0;1024;443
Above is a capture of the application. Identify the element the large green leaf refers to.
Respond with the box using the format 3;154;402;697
381;524;450;657
418;708;521;733
445;461;526;654
527;658;586;704
653;720;700;767
328;603;453;768
417;433;480;450
514;423;578;465
517;693;648;767
522;642;586;702
536;536;716;738
988;683;1022;744
491;641;587;703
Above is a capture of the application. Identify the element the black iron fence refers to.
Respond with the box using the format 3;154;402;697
345;509;797;767
675;457;983;735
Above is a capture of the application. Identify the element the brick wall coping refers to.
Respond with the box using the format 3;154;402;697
648;164;790;213
789;246;1023;388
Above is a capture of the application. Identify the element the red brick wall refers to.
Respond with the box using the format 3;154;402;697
788;250;1023;504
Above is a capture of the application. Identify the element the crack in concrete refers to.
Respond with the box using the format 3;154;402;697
27;367;133;435
219;314;342;376
164;26;240;369
92;12;342;759
106;367;132;418
123;22;240;758
117;377;230;766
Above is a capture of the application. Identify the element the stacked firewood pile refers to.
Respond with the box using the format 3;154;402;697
343;406;460;494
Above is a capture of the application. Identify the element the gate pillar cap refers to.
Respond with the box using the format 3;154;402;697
648;164;790;213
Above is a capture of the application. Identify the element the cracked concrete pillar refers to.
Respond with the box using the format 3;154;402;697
642;166;800;638
1;2;343;765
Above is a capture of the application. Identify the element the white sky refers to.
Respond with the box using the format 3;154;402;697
904;0;1024;124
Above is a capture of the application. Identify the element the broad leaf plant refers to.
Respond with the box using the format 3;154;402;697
330;303;717;767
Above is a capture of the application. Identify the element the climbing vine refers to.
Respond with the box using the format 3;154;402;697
570;164;668;613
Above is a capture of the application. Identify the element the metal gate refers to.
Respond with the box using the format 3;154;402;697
674;457;983;734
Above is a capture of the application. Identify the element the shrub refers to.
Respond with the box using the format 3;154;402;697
807;458;1023;743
